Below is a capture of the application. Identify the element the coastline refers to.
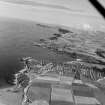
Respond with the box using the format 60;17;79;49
0;1;105;105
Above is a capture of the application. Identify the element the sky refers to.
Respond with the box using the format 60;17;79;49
0;0;105;31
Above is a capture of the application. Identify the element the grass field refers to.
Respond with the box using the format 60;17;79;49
0;77;105;105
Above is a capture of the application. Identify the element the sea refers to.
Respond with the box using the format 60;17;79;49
0;17;73;88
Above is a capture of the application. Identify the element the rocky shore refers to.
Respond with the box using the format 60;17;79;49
13;55;105;105
33;28;105;72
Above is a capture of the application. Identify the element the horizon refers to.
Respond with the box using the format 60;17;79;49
0;0;105;31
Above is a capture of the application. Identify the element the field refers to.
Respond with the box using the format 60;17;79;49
0;74;105;105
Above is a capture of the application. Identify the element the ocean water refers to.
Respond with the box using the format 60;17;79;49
0;18;73;87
